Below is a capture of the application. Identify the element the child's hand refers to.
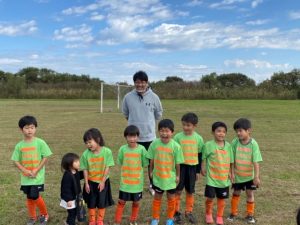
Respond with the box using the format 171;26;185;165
67;201;73;207
229;173;235;183
98;182;105;192
23;169;32;177
85;183;90;193
31;169;38;178
201;169;206;176
253;176;260;187
176;176;180;184
196;173;200;181
149;172;153;179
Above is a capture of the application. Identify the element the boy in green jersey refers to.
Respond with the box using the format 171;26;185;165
147;119;184;225
11;115;52;225
227;118;262;224
114;125;149;225
173;113;204;224
201;122;234;225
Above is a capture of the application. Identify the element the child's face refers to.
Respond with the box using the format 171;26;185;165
21;124;36;139
235;128;251;141
182;121;196;135
72;159;80;170
126;135;138;147
159;127;173;144
213;126;227;142
85;138;100;152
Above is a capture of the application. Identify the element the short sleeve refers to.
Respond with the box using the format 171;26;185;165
229;145;234;163
252;141;263;163
80;151;88;170
142;147;149;167
106;149;115;167
11;144;21;162
198;135;204;153
202;143;209;160
147;142;154;159
174;144;184;164
117;147;123;165
40;139;52;158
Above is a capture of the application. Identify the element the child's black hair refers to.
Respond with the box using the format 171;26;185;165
158;119;174;132
83;128;105;146
133;71;148;82
61;152;79;172
124;125;140;137
233;118;251;130
212;121;227;132
18;115;38;129
181;112;198;125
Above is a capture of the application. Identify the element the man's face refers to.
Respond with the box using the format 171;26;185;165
134;79;148;93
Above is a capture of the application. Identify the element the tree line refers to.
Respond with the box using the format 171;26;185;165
0;67;299;99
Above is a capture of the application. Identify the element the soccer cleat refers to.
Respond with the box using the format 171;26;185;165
150;219;159;225
245;215;256;224
149;185;155;196
173;211;182;224
185;212;196;224
166;219;174;225
27;218;37;225
227;214;237;222
39;214;49;225
205;214;214;224
216;216;224;225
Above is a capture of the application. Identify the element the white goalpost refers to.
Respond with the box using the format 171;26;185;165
100;82;133;113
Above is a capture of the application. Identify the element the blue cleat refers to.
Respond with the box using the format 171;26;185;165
166;219;174;225
150;219;159;225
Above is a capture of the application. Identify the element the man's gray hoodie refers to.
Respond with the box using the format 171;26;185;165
122;88;163;142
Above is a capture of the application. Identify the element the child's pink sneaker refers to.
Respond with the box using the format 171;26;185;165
216;216;224;225
205;214;214;224
96;220;104;225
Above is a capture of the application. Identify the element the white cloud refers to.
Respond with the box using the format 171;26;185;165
0;20;37;36
62;2;101;15
178;64;208;70
90;12;105;21
209;0;246;9
224;59;290;69
251;0;263;8
186;0;203;7
246;19;269;25
53;24;94;45
289;11;300;20
123;62;157;70
30;54;39;59
0;58;23;65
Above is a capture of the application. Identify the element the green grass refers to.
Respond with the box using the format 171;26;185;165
0;99;299;225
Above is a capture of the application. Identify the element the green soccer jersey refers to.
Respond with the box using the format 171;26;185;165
147;138;184;190
232;137;263;183
11;137;52;186
80;146;115;184
174;131;204;165
118;144;149;193
202;140;233;188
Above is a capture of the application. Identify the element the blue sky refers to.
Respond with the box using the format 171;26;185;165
0;0;300;84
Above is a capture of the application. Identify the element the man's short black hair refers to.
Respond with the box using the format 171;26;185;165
124;125;140;137
158;119;174;132
181;112;198;125
133;71;148;82
233;118;252;130
18;115;38;129
212;121;227;132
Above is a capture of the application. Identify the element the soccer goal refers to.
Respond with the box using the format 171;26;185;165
100;82;133;113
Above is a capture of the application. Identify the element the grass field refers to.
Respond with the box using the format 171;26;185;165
0;99;299;225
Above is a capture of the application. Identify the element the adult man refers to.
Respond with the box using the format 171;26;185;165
122;71;163;195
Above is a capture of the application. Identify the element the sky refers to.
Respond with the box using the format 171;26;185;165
0;0;300;84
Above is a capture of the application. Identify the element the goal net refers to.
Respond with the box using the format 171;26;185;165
100;83;134;113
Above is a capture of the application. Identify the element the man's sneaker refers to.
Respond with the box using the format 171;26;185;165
27;218;37;225
130;221;138;225
227;214;237;222
185;212;196;224
173;211;182;224
149;185;155;196
166;219;174;225
205;214;214;224
245;215;256;224
150;219;159;225
216;216;224;225
39;214;49;225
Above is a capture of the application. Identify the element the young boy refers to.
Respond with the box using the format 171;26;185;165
201;122;234;225
147;119;184;225
173;113;204;224
11;115;52;225
114;125;149;225
227;118;262;224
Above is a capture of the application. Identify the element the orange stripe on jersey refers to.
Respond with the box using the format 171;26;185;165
236;171;253;177
157;153;172;160
237;153;251;159
23;166;37;170
183;146;197;151
181;140;197;144
236;159;252;165
124;159;141;165
156;165;171;172
156;171;171;179
155;159;173;165
124;153;140;158
237;147;251;152
21;147;36;152
210;174;228;181
122;173;140;178
21;160;40;164
210;167;229;174
22;154;38;159
184;153;198;157
184;159;197;164
236;165;253;172
157;146;172;153
89;164;103;169
88;171;104;175
215;149;227;155
211;161;230;168
123;179;140;185
89;157;104;162
122;166;141;171
88;177;103;182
